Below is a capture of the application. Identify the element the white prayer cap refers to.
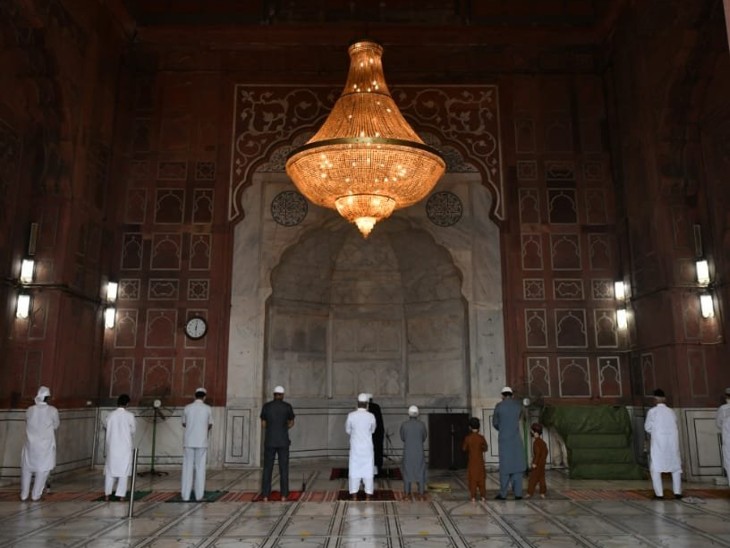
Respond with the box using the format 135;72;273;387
274;385;285;394
500;386;513;395
195;387;207;395
357;393;369;403
408;405;419;417
35;386;50;404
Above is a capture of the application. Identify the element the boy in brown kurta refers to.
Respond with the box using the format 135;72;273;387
461;417;488;502
526;423;548;498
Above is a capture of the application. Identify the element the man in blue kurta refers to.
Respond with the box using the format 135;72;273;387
492;386;526;499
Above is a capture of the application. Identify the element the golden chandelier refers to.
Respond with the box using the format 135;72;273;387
285;41;446;237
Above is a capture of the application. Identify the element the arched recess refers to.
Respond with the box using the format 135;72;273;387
266;217;468;404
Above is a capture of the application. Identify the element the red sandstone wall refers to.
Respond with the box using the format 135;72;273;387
500;72;628;403
604;0;730;408
0;0;127;408
2;0;728;410
102;64;232;407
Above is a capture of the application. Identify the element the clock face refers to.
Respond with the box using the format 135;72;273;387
185;317;207;340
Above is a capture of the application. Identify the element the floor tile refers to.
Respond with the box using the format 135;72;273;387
0;465;728;547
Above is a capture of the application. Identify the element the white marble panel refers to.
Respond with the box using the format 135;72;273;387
682;408;723;479
0;408;95;478
227;172;506;465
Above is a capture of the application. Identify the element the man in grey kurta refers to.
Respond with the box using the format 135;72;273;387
492;386;526;499
399;405;427;498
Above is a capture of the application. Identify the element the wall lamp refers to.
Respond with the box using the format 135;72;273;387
104;307;116;329
16;258;35;318
16;293;31;319
614;281;626;301
696;259;710;286
694;259;715;318
700;293;715;319
104;280;118;329
614;280;629;330
107;281;118;303
20;258;35;284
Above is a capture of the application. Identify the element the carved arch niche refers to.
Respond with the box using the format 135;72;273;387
266;217;469;405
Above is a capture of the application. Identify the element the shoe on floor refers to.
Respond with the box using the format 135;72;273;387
494;495;506;500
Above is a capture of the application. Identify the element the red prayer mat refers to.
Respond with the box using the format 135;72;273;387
330;468;402;480
251;491;302;502
337;489;395;501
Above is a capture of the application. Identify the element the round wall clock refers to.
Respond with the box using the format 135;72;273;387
184;317;208;340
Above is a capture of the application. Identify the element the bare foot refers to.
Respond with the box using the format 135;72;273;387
365;495;371;502
471;497;476;503
262;496;268;502
540;494;546;499
104;495;109;502
281;496;287;502
119;497;126;502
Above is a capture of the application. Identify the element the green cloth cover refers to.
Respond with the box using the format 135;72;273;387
541;405;644;479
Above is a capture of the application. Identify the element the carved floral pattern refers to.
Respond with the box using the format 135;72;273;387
426;191;463;227
230;85;503;221
271;190;308;226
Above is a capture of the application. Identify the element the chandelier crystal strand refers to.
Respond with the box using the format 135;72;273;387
285;41;445;237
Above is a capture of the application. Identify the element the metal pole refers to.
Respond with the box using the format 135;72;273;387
90;405;101;469
150;410;157;474
127;448;139;519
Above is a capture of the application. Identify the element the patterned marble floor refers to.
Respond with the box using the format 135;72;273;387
1;465;729;547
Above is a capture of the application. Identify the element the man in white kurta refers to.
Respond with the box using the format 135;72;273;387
181;388;213;501
20;386;60;501
716;388;730;481
103;394;136;501
345;393;377;500
644;388;683;499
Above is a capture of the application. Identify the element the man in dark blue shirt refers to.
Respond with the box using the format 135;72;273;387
260;385;295;501
368;395;385;476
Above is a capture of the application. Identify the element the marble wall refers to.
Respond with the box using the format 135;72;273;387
226;170;507;466
0;409;97;479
